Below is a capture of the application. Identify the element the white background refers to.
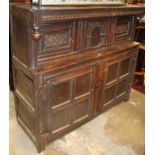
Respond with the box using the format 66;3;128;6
0;1;154;155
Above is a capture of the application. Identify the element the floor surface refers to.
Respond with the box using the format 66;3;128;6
9;89;144;155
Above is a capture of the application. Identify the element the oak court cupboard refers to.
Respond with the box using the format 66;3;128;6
10;3;144;152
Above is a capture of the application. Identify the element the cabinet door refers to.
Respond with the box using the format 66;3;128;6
38;21;77;64
45;66;96;137
99;52;137;111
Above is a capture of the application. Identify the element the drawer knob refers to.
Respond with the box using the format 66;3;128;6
32;26;41;41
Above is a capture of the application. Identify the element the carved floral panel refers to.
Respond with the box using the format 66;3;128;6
115;23;129;35
113;16;134;43
45;31;69;49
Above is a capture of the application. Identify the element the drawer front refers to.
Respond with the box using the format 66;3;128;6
112;16;135;44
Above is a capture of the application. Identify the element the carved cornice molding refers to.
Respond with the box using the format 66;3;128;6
41;8;144;23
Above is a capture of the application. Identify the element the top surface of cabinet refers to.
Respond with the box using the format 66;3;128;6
31;0;127;6
10;3;144;15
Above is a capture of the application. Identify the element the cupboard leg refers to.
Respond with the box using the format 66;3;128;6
124;94;130;101
36;138;46;153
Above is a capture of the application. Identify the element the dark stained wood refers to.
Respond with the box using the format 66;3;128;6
10;3;144;152
10;0;30;3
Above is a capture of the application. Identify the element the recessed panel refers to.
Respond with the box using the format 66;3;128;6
13;15;28;65
15;69;34;107
73;98;89;122
75;73;91;97
119;58;130;77
106;63;118;83
116;79;127;96
17;98;35;134
52;108;70;132
53;81;71;106
104;85;116;104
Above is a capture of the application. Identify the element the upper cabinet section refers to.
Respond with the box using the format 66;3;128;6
10;4;144;68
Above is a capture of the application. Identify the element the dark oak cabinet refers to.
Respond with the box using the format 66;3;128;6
10;4;144;152
10;0;30;2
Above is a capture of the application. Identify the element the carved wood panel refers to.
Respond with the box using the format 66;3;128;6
44;31;69;49
84;19;109;51
15;68;34;107
38;21;77;61
113;16;134;43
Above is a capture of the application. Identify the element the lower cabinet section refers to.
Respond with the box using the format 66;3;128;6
13;46;138;152
36;49;138;141
39;66;95;138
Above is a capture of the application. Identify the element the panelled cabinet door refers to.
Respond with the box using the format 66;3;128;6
98;53;136;111
45;66;97;137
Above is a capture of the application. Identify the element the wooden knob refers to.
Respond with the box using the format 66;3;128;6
32;26;41;41
32;32;41;41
